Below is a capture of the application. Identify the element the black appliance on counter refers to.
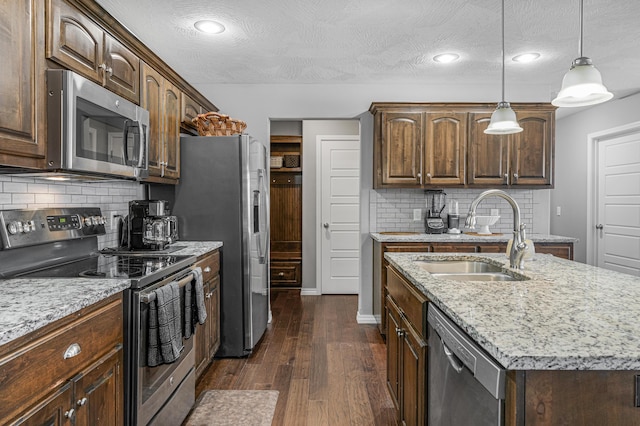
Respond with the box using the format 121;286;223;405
125;200;178;251
0;207;197;425
425;189;447;234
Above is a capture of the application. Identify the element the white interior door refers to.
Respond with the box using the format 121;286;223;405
596;132;640;276
318;135;360;294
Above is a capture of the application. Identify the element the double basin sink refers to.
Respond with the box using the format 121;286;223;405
416;260;529;282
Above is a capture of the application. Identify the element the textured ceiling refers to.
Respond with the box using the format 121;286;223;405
96;0;640;103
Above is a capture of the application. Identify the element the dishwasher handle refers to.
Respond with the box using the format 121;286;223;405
442;341;464;373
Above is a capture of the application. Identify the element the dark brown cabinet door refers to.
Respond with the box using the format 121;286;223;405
386;298;401;411
511;110;554;186
424;112;467;186
47;0;103;82
468;112;511;186
162;80;181;180
401;322;426;426
180;92;203;134
74;346;123;426
0;0;46;168
103;34;139;104
14;383;73;426
380;112;422;186
141;63;163;177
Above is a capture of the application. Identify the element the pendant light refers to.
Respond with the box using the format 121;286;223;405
552;0;613;107
485;0;522;135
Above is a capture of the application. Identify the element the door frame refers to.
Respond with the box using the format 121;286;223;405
315;134;361;295
586;121;640;265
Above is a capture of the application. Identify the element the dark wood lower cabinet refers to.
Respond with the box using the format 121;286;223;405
194;249;221;379
386;267;428;426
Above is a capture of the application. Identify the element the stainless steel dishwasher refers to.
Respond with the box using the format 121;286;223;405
427;304;506;426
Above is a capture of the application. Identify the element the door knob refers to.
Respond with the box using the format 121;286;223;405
323;223;329;228
596;224;604;229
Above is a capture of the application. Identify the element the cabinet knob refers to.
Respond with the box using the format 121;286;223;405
278;272;285;276
513;173;519;181
426;173;432;179
77;398;87;407
65;408;75;419
204;266;211;273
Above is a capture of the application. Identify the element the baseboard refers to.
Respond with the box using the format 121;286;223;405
356;312;378;325
300;288;321;296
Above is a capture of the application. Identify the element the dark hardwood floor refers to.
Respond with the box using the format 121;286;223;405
194;289;397;425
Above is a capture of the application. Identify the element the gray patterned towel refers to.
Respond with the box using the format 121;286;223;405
192;267;207;325
184;276;193;339
147;281;183;367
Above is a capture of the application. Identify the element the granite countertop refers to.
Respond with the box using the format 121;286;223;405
0;241;222;348
371;232;579;243
385;252;640;371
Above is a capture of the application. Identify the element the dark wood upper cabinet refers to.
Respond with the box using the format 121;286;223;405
424;112;467;186
46;0;140;104
371;102;555;189
468;107;554;186
0;0;47;169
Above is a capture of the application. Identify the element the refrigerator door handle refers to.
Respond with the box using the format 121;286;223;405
255;168;269;264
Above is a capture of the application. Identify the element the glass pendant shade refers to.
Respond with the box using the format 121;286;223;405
485;102;523;134
552;57;613;107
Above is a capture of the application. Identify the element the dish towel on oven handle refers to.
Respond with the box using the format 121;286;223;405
192;266;207;326
147;281;183;367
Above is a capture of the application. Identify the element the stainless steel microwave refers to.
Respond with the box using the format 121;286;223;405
46;69;149;180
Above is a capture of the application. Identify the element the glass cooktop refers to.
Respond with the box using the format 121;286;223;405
19;253;195;287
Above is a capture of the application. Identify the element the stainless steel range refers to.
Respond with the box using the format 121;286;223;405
0;207;197;425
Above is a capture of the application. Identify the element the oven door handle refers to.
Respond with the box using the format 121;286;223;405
140;270;195;304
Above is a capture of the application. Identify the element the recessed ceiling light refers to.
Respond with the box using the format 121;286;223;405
194;20;225;34
512;52;541;63
433;53;460;63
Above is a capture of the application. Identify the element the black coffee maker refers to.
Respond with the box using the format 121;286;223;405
125;200;178;250
425;190;447;234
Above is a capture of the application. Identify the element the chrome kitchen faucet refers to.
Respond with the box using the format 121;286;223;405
465;189;528;269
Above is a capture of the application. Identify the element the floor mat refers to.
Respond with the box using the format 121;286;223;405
185;390;279;426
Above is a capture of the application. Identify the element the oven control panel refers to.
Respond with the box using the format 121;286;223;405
0;207;106;249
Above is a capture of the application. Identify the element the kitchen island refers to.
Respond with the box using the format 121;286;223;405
386;251;640;425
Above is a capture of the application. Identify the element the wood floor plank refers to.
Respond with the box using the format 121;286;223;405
192;290;396;426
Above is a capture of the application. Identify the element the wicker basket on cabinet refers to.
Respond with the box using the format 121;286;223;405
192;112;247;136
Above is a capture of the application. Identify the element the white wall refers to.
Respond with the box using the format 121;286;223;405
551;92;640;263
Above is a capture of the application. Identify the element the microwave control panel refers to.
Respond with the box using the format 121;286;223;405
0;207;106;249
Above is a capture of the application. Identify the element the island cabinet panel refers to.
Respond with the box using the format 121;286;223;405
507;370;640;425
0;0;47;169
386;266;428;426
0;293;124;425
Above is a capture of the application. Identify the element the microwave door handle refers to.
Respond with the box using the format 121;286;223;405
123;119;131;165
136;120;145;168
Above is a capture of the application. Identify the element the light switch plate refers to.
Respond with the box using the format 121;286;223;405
413;209;421;221
490;209;499;216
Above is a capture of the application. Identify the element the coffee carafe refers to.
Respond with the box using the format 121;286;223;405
127;200;178;250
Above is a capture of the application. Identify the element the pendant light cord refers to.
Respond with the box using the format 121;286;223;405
500;0;505;102
578;0;583;57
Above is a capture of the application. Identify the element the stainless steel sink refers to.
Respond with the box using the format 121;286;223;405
415;260;529;282
416;260;504;274
430;272;524;282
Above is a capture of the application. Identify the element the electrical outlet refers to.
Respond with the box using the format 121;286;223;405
556;206;562;216
490;208;499;216
413;209;421;221
110;213;122;230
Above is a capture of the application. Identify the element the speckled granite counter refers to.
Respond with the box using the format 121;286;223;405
385;252;640;371
0;241;223;347
371;232;578;243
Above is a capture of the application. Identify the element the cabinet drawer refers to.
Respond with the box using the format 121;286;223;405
0;294;123;421
271;261;301;286
386;266;428;337
196;249;220;282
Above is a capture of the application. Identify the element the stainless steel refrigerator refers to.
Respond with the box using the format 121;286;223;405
160;135;269;357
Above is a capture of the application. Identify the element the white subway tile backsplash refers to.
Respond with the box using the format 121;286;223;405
370;188;537;234
0;175;144;249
